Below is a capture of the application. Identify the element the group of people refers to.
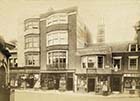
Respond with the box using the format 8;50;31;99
96;80;109;96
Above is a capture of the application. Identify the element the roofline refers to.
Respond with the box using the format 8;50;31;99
40;6;78;19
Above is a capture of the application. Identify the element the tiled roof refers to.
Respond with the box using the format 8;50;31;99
108;41;136;52
77;43;111;56
77;41;137;56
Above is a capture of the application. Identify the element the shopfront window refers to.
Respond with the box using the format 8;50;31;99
46;31;68;46
124;78;140;89
47;51;67;69
25;53;39;66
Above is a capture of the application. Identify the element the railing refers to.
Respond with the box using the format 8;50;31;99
46;63;67;71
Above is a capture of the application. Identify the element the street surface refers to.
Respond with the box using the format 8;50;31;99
10;89;140;101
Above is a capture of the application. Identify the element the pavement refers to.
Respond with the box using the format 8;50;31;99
10;89;140;101
11;89;140;98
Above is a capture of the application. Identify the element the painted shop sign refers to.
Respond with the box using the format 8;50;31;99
124;74;140;77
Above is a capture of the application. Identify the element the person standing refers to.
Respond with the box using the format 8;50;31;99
131;80;136;90
102;81;108;96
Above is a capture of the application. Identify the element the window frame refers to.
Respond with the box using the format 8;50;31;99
128;56;138;70
25;21;39;31
25;36;39;49
25;53;39;66
97;56;104;69
46;13;68;27
46;30;68;46
46;50;68;68
129;44;138;52
113;57;122;70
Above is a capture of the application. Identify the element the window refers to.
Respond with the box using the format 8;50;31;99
81;57;87;68
129;44;138;52
9;58;18;67
25;54;39;66
128;56;138;70
87;57;95;68
81;56;96;69
46;13;68;26
98;56;104;68
113;57;122;70
47;51;67;69
25;22;39;30
46;31;68;46
25;36;39;49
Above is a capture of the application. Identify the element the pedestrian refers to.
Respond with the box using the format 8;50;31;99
102;81;108;96
131;80;136;90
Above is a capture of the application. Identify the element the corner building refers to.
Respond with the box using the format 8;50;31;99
40;7;90;91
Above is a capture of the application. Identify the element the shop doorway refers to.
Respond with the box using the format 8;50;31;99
67;78;73;90
54;78;60;90
88;78;95;92
111;76;121;92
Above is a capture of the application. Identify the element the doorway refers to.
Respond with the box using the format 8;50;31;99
67;78;73;90
88;78;95;92
111;76;121;92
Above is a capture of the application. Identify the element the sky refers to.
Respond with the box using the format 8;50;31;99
0;0;140;43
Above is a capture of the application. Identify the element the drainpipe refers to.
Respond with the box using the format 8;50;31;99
7;58;10;86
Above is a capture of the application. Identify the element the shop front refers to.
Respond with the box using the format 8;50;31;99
123;73;140;93
10;72;40;89
41;73;74;91
95;75;110;94
77;74;87;92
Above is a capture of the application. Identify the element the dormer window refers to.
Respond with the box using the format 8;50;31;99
129;44;138;52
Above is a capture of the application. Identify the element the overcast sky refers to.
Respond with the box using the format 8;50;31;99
0;0;140;43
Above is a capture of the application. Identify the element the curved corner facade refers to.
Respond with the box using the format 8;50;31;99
24;18;40;67
40;7;78;91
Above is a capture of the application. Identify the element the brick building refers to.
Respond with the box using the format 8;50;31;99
39;7;90;91
9;7;140;94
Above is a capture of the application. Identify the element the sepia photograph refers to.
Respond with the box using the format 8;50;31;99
0;0;140;101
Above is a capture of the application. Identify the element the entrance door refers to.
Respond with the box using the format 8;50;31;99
88;78;95;92
112;77;121;92
67;78;73;90
54;78;60;90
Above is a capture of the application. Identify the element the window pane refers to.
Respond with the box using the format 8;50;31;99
47;51;66;69
25;54;39;66
46;31;68;46
129;59;137;70
131;45;136;51
98;56;103;68
113;59;121;69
